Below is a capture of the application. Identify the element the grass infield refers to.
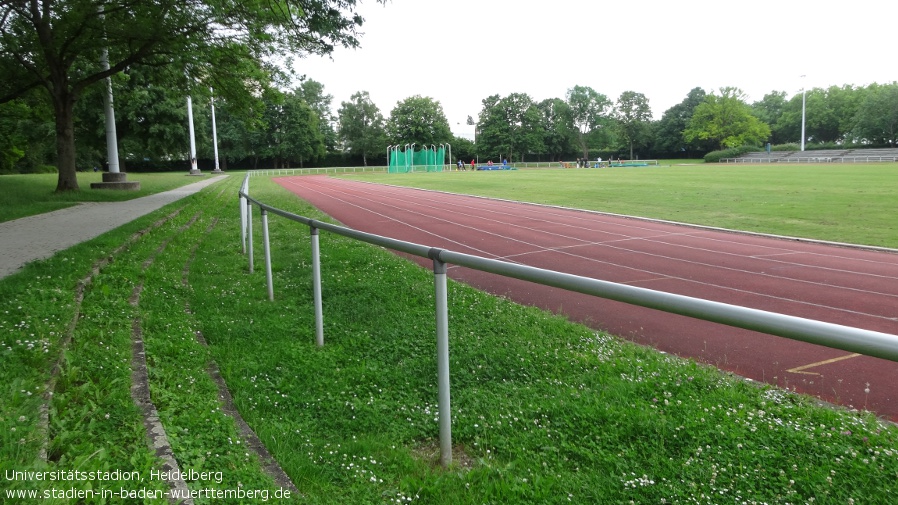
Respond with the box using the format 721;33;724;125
342;163;898;249
1;169;896;503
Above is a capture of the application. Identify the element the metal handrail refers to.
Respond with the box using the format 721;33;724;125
238;174;898;467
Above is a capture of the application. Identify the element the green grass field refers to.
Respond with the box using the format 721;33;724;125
1;168;897;503
0;172;204;223
343;163;898;249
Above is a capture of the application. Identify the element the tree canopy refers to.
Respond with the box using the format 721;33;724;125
338;91;387;166
476;93;543;162
0;0;378;190
614;91;653;160
385;95;452;147
566;85;613;160
684;87;771;150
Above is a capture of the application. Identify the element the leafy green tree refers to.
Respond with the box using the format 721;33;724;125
614;91;653;160
536;98;575;161
297;79;338;151
0;0;377;191
449;135;475;165
684;87;771;150
477;93;543;162
566;85;613;160
853;82;898;145
260;89;325;168
0;101;28;172
386;95;453;147
752;91;788;144
212;101;262;170
776;85;862;145
653;87;712;156
338;91;387;166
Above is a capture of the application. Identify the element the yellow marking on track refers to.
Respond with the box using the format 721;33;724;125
786;353;861;375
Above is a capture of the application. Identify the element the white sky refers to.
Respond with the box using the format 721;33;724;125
291;0;895;138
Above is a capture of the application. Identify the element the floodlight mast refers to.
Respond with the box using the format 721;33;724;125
211;88;221;173
98;9;120;174
187;96;198;172
800;75;807;152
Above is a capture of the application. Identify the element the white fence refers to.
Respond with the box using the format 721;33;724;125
248;166;389;176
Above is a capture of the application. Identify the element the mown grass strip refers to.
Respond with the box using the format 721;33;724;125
341;164;898;248
1;177;286;503
0;172;206;223
187;176;897;503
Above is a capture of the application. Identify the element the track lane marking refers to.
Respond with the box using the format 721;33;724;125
787;353;862;375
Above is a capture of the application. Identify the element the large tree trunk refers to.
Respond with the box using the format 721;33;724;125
53;91;80;192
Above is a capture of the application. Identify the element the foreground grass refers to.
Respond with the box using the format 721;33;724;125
342;163;898;249
0;172;203;223
2;174;897;503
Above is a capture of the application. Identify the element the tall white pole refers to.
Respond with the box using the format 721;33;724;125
98;9;120;174
187;96;198;173
210;88;221;172
800;75;807;152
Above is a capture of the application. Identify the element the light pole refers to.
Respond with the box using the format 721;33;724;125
211;88;222;173
800;75;806;152
187;96;200;174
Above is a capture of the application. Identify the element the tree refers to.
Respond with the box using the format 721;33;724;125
684;87;771;150
752;91;788;144
0;101;28;172
614;91;652;160
338;91;387;166
653;87;712;156
260;89;325;168
853;82;898;146
297;78;338;151
476;93;543;162
775;85;862;145
0;0;378;191
536;98;575;161
386;95;453;146
566;85;613;160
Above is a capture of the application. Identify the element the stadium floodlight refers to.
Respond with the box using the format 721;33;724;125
187;96;198;173
99;9;120;174
211;88;221;173
800;75;807;152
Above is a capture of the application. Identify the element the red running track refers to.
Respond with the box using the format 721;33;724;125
274;176;898;421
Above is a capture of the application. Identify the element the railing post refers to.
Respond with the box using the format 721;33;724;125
430;249;452;468
311;226;324;346
240;193;247;254
262;209;274;301
246;199;254;273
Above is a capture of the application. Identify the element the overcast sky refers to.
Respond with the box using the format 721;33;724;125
292;0;895;138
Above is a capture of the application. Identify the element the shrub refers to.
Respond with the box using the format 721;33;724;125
703;146;758;163
770;143;800;152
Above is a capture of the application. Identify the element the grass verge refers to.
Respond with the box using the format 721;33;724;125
0;172;205;223
1;174;896;503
